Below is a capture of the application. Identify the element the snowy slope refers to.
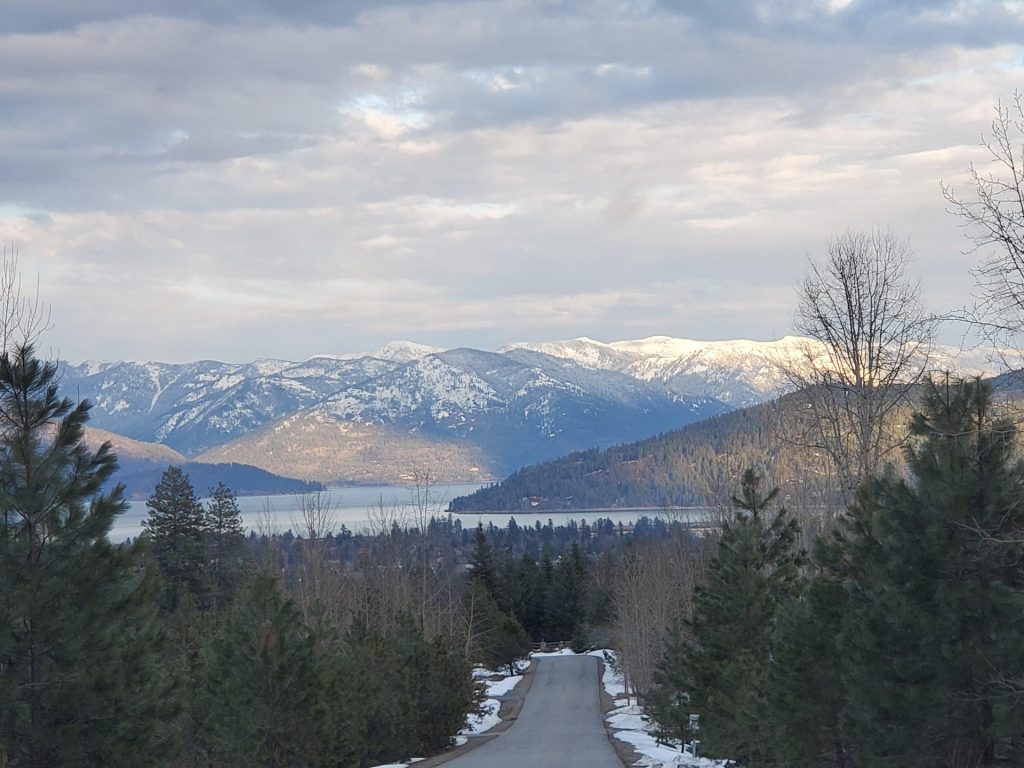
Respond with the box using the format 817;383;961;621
60;356;399;454
315;347;729;473
61;334;996;483
507;335;997;407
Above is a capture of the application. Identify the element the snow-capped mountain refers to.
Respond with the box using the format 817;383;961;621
60;356;399;455
505;336;1000;407
311;347;726;473
368;340;445;362
502;336;809;406
61;334;998;486
60;347;728;483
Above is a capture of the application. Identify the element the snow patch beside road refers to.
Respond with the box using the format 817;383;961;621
456;671;524;746
592;649;727;768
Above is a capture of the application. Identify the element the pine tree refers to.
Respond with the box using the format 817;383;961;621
504;553;547;640
336;615;474;767
468;523;497;596
766;556;849;768
647;469;804;764
0;344;175;767
205;482;246;609
144;466;208;612
467;579;531;674
544;542;588;642
645;625;697;747
835;377;1024;767
198;570;323;768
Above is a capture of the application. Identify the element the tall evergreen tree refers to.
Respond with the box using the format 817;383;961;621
0;345;175;767
466;579;531;674
545;542;588;644
647;469;804;764
500;553;547;640
144;466;208;611
766;557;849;768
336;615;474;768
468;523;497;596
205;482;246;609
198;571;322;768
835;377;1024;767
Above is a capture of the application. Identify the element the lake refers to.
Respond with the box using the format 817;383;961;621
111;483;707;540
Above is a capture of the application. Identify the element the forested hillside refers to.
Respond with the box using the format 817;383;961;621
449;390;835;513
452;365;1024;516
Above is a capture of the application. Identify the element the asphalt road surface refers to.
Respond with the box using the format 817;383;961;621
445;654;623;768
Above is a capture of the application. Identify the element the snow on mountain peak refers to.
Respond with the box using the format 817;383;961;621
369;341;444;362
607;336;707;359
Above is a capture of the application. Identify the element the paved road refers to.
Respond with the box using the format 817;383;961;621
446;654;623;768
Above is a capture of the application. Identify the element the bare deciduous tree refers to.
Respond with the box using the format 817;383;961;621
291;489;344;626
785;228;936;503
610;532;710;699
944;92;1024;364
358;472;466;643
0;245;50;355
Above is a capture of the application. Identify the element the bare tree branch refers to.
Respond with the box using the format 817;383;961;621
781;228;937;504
944;92;1024;367
0;245;51;356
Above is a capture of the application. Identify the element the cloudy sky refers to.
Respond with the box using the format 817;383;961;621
1;0;1022;363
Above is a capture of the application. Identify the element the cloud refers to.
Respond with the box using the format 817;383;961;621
0;0;1021;361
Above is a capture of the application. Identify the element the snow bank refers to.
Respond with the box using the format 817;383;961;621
460;670;524;740
593;649;728;768
485;673;524;698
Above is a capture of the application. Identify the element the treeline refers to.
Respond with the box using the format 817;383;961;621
449;392;837;515
112;457;324;500
637;377;1024;767
250;512;697;568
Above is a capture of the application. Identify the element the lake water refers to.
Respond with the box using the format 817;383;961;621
111;483;706;541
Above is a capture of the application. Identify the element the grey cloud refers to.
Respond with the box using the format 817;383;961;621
4;1;1012;183
0;0;1018;361
653;0;1024;47
2;0;455;34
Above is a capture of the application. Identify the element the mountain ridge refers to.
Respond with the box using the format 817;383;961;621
61;335;998;487
60;344;730;485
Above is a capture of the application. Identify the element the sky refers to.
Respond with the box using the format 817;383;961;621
1;0;1022;363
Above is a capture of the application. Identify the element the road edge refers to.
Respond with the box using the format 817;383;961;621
596;656;644;768
413;659;537;768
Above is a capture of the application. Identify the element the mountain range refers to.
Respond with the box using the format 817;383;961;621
504;336;998;407
60;336;996;489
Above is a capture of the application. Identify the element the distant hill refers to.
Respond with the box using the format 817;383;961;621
447;393;827;512
82;426;187;464
81;426;322;499
113;460;323;501
449;368;1024;514
197;410;490;485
